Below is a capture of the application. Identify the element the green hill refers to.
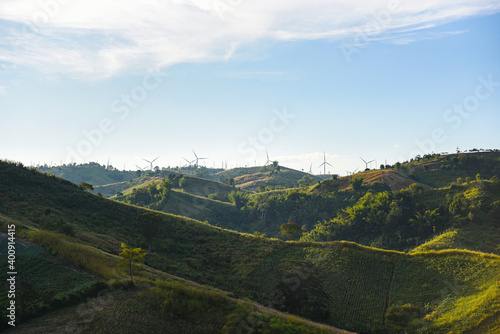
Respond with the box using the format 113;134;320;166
213;165;319;191
394;151;500;188
37;162;136;186
1;160;500;333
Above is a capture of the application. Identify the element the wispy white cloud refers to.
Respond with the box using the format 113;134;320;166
0;0;498;79
0;85;6;95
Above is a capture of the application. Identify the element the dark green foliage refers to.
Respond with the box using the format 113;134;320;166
384;304;421;328
228;191;249;209
79;182;94;192
2;157;500;334
272;260;331;322
297;174;316;186
349;177;363;191
0;254;100;330
303;189;450;250
125;178;172;209
280;222;303;240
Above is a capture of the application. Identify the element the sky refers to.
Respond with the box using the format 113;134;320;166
0;0;499;175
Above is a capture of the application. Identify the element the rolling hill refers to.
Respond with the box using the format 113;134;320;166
37;162;137;186
310;169;423;194
1;160;500;333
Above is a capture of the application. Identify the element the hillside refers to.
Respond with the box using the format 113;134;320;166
395;151;500;188
38;162;136;186
1;160;500;333
213;165;318;191
311;170;423;194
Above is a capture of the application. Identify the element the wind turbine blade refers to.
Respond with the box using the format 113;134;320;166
143;158;152;164
192;150;198;159
152;157;160;163
359;157;367;164
326;162;334;167
368;160;374;164
318;162;325;168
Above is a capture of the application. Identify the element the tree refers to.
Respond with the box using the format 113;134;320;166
79;182;94;192
408;183;423;194
280;222;303;240
136;170;142;177
119;243;147;284
349;177;363;191
476;173;481;181
228;191;249;209
297;174;316;186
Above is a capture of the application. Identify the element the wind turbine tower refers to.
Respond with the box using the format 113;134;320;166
265;150;271;166
360;157;374;170
143;157;159;171
318;152;334;175
191;149;208;167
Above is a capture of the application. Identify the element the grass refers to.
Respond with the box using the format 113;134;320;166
7;281;352;334
2;159;500;333
0;237;102;330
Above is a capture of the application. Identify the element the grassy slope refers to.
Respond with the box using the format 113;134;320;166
311;170;423;194
399;151;500;188
5;282;353;334
108;174;240;226
214;165;314;191
408;181;500;256
1;161;499;333
159;189;236;223
111;174;235;198
0;234;101;330
38;163;136;186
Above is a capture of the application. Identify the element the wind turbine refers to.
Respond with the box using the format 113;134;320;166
191;149;208;167
183;158;194;167
309;163;313;174
135;164;148;171
318;152;333;175
360;157;374;170
265;150;271;166
143;157;159;171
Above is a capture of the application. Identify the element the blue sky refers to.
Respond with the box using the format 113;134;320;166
0;0;499;175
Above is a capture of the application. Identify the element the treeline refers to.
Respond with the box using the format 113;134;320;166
302;177;500;250
122;179;173;210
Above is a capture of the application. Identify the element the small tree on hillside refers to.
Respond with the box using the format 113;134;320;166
349;177;363;191
79;182;94;192
119;243;147;284
228;191;249;209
